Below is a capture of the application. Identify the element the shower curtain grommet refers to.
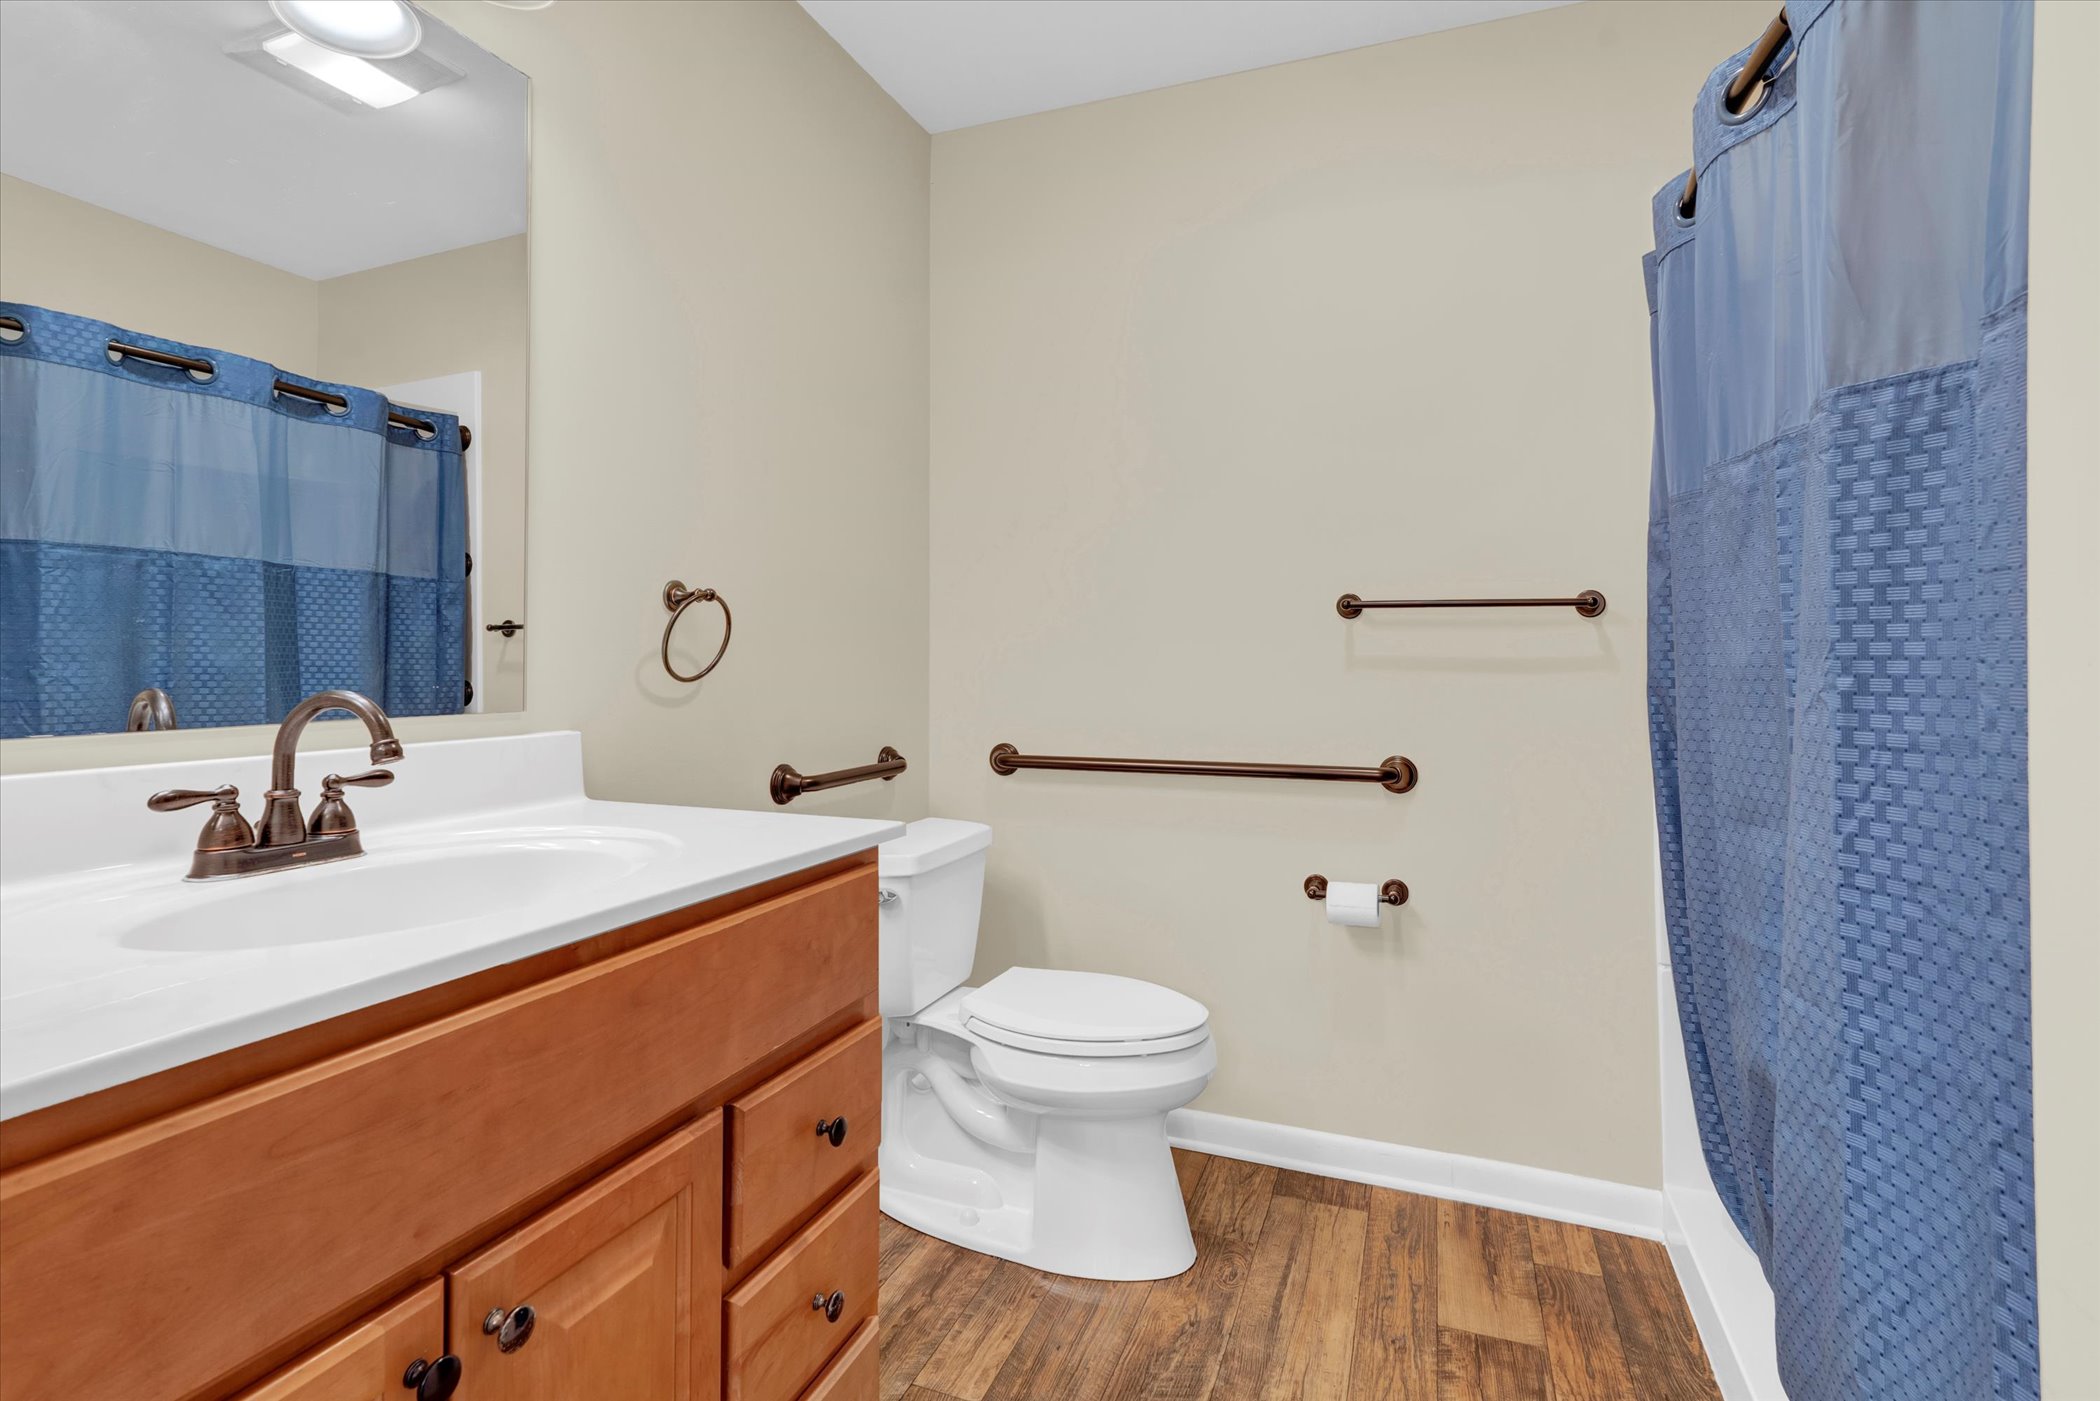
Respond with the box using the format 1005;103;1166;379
1716;64;1772;124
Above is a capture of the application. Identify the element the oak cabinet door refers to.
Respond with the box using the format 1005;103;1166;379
229;1281;446;1401
448;1115;724;1401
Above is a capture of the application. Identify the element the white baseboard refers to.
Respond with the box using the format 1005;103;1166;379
1164;1107;1668;1241
1661;1186;1787;1400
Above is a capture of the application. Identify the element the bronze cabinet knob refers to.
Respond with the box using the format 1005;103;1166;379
812;1290;846;1323
483;1304;536;1353
816;1117;848;1148
402;1355;462;1400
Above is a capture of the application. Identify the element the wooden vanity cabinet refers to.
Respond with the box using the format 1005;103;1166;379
0;857;884;1401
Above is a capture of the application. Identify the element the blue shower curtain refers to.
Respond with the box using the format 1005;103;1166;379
0;303;468;736
1646;4;2035;1398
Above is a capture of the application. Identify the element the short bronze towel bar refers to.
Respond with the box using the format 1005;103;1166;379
1336;590;1605;619
661;580;732;682
1304;874;1409;907
100;338;471;447
772;747;906;805
989;743;1417;794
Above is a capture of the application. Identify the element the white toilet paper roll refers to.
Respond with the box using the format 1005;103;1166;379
1323;880;1383;928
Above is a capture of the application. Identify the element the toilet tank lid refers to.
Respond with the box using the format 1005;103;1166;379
878;818;992;876
964;967;1209;1043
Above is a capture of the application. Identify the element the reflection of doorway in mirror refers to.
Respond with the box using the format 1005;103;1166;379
382;372;486;713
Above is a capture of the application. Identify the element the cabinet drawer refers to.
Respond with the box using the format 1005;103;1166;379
728;1019;881;1268
724;1173;878;1401
228;1280;445;1401
0;865;874;1401
796;1318;876;1401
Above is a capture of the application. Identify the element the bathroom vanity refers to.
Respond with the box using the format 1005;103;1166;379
0;733;898;1401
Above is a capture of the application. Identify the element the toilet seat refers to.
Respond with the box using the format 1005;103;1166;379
962;1018;1213;1057
960;968;1208;1059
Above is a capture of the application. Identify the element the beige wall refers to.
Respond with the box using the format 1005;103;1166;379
0;0;932;822
319;237;531;713
2029;2;2100;1389
927;0;1769;1188
0;173;320;370
421;0;932;818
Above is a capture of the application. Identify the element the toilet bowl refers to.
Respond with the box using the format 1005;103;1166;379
875;820;1215;1281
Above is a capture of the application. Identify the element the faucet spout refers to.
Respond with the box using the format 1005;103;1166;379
259;690;401;847
125;688;179;732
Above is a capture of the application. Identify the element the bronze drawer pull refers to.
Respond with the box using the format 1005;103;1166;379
816;1116;849;1147
661;581;733;682
813;1290;846;1323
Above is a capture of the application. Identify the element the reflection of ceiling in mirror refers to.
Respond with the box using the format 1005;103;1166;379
0;0;526;280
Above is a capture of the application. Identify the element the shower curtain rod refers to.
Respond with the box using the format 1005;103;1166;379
14;326;476;450
1677;9;1792;221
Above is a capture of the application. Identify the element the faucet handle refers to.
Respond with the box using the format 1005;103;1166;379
148;785;237;812
321;769;394;796
310;769;392;838
148;785;254;854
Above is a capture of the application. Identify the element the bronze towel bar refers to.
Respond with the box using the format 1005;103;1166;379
99;338;471;447
1305;874;1409;907
1336;590;1605;619
772;747;907;805
989;743;1417;794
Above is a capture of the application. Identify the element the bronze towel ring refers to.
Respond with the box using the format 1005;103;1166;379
661;581;732;682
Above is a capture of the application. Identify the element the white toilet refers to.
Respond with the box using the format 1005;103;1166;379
876;818;1217;1281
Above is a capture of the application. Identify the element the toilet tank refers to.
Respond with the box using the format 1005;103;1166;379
877;818;993;1017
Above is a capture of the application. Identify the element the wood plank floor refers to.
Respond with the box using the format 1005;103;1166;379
877;1149;1723;1401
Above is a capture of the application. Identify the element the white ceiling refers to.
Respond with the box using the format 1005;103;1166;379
0;1;526;280
799;0;1578;133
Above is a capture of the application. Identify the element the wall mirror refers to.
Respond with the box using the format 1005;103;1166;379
0;0;527;739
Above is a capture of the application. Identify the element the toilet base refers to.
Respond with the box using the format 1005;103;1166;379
880;1113;1198;1282
880;1030;1203;1281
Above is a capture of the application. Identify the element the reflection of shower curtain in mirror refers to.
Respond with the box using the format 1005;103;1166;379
1646;4;2035;1400
0;303;468;737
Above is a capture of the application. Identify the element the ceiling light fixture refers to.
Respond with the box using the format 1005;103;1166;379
261;30;419;108
267;0;423;60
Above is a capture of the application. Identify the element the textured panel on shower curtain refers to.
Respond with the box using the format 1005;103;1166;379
0;302;468;735
1643;3;2036;1399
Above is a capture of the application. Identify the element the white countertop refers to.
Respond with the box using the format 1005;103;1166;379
0;732;902;1120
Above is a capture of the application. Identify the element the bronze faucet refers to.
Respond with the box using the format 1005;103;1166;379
125;688;179;732
148;689;404;880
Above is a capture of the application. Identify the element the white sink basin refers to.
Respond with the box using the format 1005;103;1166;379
119;828;679;952
0;731;904;1121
